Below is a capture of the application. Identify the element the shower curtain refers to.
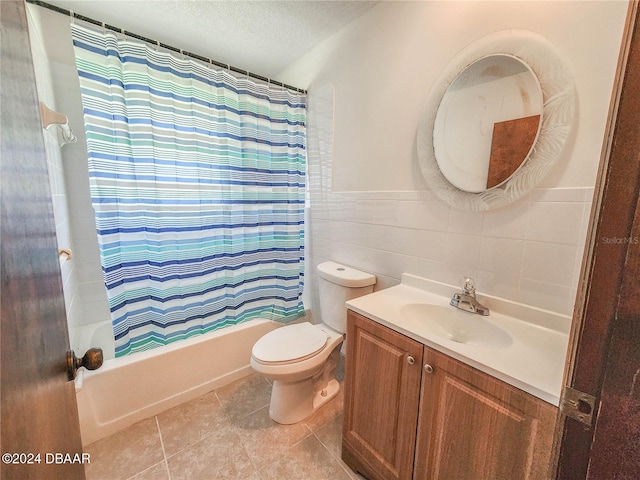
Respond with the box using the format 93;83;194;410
71;24;306;357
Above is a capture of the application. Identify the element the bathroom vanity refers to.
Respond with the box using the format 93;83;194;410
341;274;568;480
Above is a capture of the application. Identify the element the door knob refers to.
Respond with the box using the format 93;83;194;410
407;355;415;365
424;364;434;374
67;348;103;380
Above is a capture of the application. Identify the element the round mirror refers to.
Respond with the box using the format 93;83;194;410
433;54;543;193
417;30;575;211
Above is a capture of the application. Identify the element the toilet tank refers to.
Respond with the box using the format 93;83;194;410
317;261;376;334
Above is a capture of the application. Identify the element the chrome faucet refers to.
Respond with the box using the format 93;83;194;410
450;277;489;316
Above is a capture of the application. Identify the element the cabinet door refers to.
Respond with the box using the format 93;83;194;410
414;348;557;480
342;311;424;480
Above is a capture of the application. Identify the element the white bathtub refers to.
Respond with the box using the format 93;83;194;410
75;318;280;445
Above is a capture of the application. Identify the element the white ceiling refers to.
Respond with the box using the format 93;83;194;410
44;0;379;82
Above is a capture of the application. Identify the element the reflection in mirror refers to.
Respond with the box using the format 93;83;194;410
433;54;543;193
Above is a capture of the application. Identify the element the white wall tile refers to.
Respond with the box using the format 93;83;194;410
478;237;525;300
445;233;482;272
404;258;450;286
518;279;573;316
51;194;67;229
411;229;449;261
395;200;449;231
372;199;399;226
353;199;376;224
482;201;529;239
440;265;480;289
75;260;105;284
70;215;99;240
70;234;102;263
525;202;585;245
305;86;590;316
522;241;578;287
66;294;84;329
78;281;110;306
479;237;524;278
529;187;591;203
80;298;111;325
61;146;90;175
448;209;485;235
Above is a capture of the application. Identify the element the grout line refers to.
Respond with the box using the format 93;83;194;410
310;427;359;480
215;389;270;423
155;416;172;479
213;389;268;478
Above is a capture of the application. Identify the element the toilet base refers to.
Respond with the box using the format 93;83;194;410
312;378;340;411
269;378;340;425
268;348;341;425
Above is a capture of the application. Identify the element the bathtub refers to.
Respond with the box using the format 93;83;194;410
75;318;280;445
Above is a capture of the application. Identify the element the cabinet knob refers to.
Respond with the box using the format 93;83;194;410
424;364;434;374
407;355;415;365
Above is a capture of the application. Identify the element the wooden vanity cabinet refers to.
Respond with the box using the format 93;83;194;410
414;348;557;480
342;310;557;480
342;310;424;480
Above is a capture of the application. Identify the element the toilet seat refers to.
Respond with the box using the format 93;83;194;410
252;322;328;365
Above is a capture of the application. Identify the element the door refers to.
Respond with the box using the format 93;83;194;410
0;1;85;479
342;311;423;480
554;2;640;478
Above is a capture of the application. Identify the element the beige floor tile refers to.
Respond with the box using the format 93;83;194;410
84;417;163;480
83;358;354;479
237;405;312;469
313;414;363;480
216;373;272;423
128;461;170;480
156;390;229;457
258;434;353;480
314;413;344;458
242;474;261;480
166;427;255;480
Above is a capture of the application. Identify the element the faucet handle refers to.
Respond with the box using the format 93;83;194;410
459;276;476;295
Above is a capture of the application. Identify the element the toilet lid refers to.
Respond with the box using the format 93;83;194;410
252;322;328;363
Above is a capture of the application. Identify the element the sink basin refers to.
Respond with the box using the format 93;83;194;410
400;303;512;348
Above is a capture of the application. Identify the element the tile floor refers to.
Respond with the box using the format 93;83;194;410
83;358;364;480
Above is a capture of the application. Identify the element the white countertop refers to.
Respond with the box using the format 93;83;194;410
346;274;571;406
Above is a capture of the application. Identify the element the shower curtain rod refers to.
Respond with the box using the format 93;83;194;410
26;0;307;94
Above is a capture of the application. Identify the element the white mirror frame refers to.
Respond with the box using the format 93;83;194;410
417;30;575;211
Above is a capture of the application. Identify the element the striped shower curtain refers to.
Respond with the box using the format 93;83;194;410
71;24;306;357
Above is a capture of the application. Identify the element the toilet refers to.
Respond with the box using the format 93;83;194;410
250;261;376;424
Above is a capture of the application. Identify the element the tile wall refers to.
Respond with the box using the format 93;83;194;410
305;86;592;319
27;5;112;353
27;7;80;341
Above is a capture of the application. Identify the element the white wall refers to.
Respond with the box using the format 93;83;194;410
280;0;628;191
279;1;629;318
27;4;112;353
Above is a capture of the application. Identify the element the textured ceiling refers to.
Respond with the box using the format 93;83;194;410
44;0;379;81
